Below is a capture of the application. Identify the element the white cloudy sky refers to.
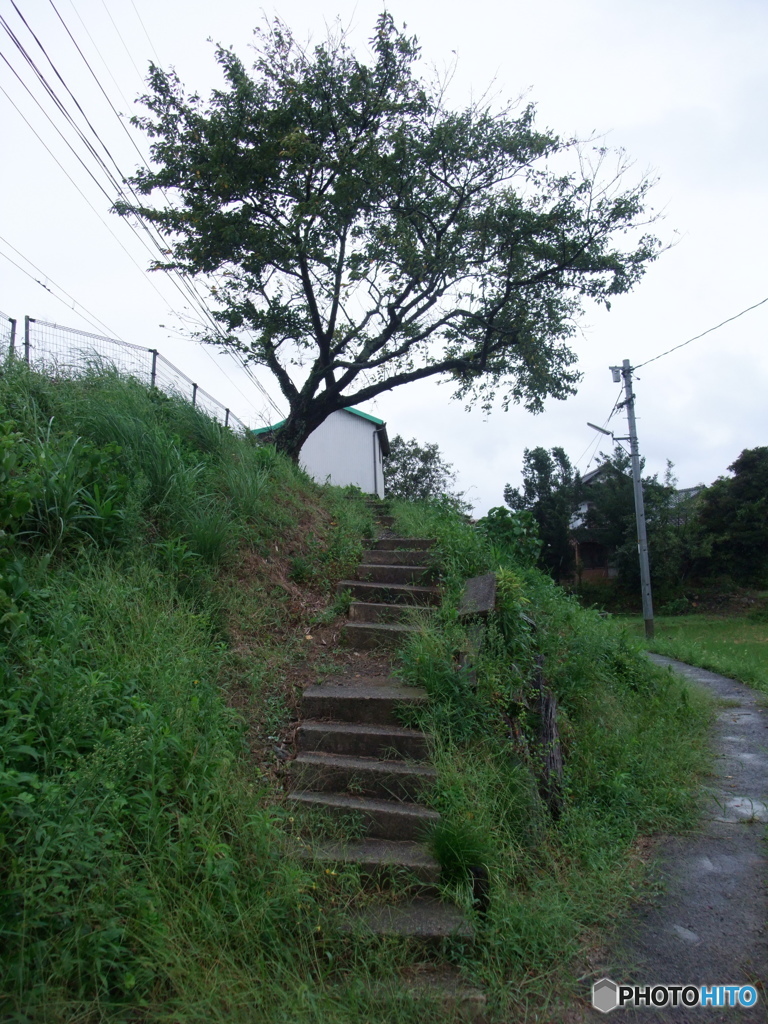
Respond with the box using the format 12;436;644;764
1;0;766;514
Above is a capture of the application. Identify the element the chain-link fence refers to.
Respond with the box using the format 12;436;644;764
0;310;18;358
7;316;248;433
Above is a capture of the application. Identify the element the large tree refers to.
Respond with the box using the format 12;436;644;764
118;14;661;459
504;446;578;577
698;447;768;585
384;434;468;508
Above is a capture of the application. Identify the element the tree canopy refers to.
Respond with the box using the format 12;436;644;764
118;14;662;459
698;447;768;585
504;446;578;577
384;434;467;508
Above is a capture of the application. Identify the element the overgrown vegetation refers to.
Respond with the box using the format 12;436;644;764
504;443;767;611
624;613;768;693
0;360;403;1023
390;497;712;1016
1;360;712;1022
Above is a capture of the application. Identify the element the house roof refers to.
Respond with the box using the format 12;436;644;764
252;407;390;455
580;464;615;487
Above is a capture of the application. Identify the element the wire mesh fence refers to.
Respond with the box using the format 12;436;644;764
0;311;18;358
9;316;248;434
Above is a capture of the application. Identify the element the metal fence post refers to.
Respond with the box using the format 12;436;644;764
191;383;198;407
150;349;158;388
9;318;16;357
24;316;34;364
224;408;230;428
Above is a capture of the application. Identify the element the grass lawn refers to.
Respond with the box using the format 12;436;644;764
621;613;768;692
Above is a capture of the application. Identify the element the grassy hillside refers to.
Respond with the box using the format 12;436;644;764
0;360;711;1022
624;613;768;692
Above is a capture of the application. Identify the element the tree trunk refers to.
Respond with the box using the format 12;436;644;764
531;655;564;820
269;400;337;462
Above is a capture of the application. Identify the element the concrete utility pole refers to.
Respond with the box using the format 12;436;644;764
612;360;654;639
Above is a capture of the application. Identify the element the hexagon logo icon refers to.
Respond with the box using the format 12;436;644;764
592;977;619;1014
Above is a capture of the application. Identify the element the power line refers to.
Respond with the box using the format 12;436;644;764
0;3;278;421
635;294;768;369
575;386;623;472
127;0;161;65
0;247;120;338
97;0;144;81
2;8;209;319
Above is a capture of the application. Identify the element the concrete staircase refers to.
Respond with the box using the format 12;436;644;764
339;535;440;651
287;513;473;942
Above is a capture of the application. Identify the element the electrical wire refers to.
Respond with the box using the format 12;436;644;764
0;248;122;338
1;8;222;334
2;10;227;338
635;294;768;369
1;2;282;421
0;232;123;337
97;0;144;81
574;386;624;472
127;0;161;65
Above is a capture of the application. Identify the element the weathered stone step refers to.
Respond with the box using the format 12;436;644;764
297;720;430;760
311;838;441;885
290;751;436;800
372;537;436;551
344;897;473;941
386;967;487;1018
337;580;441;606
376;515;396;528
348;601;435;624
342;621;420;650
302;678;428;725
287;790;439;841
362;549;436;566
356;564;435;585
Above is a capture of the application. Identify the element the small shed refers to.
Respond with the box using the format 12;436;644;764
253;407;390;497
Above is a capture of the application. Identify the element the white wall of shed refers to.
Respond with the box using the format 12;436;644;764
299;410;385;497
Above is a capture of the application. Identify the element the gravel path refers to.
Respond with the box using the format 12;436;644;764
587;654;768;1022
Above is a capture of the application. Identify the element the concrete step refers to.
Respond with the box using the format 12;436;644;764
310;839;441;886
297;720;431;760
343;897;474;941
301;678;428;725
287;790;439;841
386;967;487;1019
348;601;435;625
290;751;436;801
342;621;420;650
362;549;436;566
356;564;435;585
337;580;441;606
372;537;436;551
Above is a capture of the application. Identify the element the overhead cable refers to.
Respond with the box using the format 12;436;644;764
635;294;768;369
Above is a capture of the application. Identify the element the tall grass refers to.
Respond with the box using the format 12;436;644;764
624;613;768;692
1;362;411;1023
0;362;714;1022
390;498;712;1017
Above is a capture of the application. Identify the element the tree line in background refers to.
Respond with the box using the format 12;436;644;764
505;444;768;610
385;435;768;611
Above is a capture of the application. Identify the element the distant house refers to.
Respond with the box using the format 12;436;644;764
253;407;390;497
570;466;705;582
569;465;617;581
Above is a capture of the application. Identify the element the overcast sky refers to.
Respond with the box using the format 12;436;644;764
1;0;766;514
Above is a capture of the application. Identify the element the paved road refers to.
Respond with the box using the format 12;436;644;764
588;655;768;1022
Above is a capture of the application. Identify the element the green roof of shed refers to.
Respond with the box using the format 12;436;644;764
252;406;385;435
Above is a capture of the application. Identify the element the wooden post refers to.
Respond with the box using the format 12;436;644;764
530;655;564;820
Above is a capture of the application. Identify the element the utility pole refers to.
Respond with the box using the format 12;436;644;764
611;360;654;639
